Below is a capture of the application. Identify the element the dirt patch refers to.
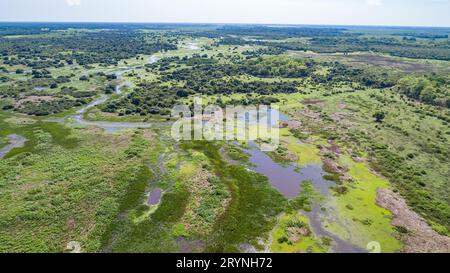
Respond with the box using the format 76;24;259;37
111;134;132;148
281;120;302;130
300;109;321;120
142;129;156;141
176;237;206;253
302;99;325;106
319;143;341;157
331;112;355;127
322;158;352;182
377;188;450;253
13;96;55;108
287;227;311;243
327;141;342;154
285;151;299;162
337;103;347;110
341;54;434;73
66;218;77;231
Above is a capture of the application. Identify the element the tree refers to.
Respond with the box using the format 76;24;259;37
373;111;386;123
420;86;437;104
176;90;189;98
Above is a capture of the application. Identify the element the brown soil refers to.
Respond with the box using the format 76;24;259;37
287;227;311;243
341;54;434;73
302;99;325;106
331;112;355;127
281;120;302;130
322;158;352;181
337;103;347;110
377;188;450;253
142;129;156;141
327;141;341;154
14;96;55;108
285;151;299;162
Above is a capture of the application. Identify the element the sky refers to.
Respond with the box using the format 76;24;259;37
0;0;449;27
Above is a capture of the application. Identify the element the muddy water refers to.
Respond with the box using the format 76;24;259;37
242;143;328;198
147;188;163;205
0;134;27;159
307;204;366;253
242;142;336;196
238;142;365;253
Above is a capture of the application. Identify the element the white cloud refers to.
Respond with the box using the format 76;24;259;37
366;0;382;6
66;0;81;6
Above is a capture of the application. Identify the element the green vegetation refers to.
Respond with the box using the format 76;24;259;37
271;213;329;253
324;155;402;252
0;123;155;252
181;141;286;252
0;22;449;253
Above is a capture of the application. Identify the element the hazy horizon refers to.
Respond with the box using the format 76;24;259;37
1;0;450;28
1;21;450;29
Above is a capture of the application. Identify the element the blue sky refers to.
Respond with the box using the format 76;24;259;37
0;0;449;27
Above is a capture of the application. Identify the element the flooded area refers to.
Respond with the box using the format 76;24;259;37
147;188;163;205
0;134;27;159
242;143;330;198
236;140;366;252
72;94;152;132
307;204;366;253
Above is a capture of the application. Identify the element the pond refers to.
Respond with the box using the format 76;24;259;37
147;188;163;205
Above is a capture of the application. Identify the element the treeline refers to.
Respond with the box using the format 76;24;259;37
311;61;398;89
396;75;450;108
218;36;450;61
216;25;349;39
0;31;176;67
393;33;448;39
158;55;396;89
281;37;450;60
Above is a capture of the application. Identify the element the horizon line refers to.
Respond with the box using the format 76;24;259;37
0;20;449;29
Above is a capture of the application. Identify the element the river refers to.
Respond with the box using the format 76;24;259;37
70;55;161;132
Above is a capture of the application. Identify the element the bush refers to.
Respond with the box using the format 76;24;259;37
277;236;289;244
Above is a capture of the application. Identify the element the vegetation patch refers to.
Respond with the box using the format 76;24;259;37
271;213;329;253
